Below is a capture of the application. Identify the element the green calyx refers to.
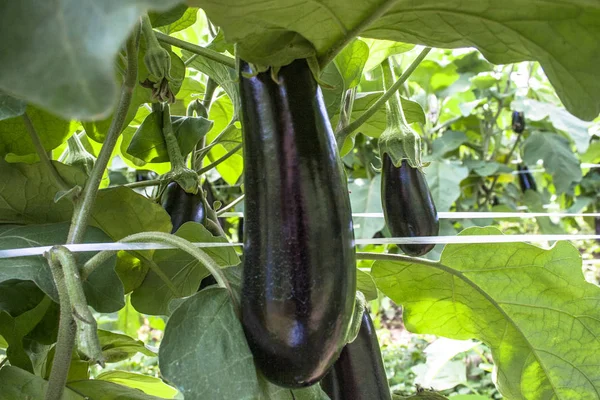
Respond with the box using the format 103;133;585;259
65;133;95;176
378;58;423;170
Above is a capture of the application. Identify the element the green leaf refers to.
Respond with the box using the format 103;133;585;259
0;0;181;120
361;39;415;72
149;4;188;27
0;106;74;156
194;1;600;120
522;132;582;194
0;160;172;238
357;269;378;301
581;141;600;164
348;175;385;239
184;49;239;117
372;226;600;399
423;161;469;212
0;366;82;400
97;329;155;364
463;160;511;177
203;96;243;185
159;288;261;400
0;92;26;121
320;62;346;118
512;98;592;153
116;295;144;338
97;371;178;399
0;223;123;313
0;280;45;317
427;131;468;160
132;222;240;315
68;379;168;399
0;296;52;372
409;60;459;94
334;39;369;89
127;111;213;163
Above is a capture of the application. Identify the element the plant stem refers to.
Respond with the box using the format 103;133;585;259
22;113;71;193
318;0;400;68
45;251;77;400
141;14;161;49
161;103;187;173
216;194;245;217
202;78;218;111
50;246;102;364
67;26;140;244
197;143;242;175
154;31;235;69
336;47;431;145
124;178;162;189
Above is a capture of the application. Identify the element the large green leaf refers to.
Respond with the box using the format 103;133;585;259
0;296;52;373
193;0;600;120
68;380;168;400
0;0;181;120
0;223;123;313
0;106;74;156
159;288;260;399
131;222;240;315
371;226;600;399
0;160;172;239
348;175;385;239
0;366;82;400
361;39;415;72
423;161;469;212
522;132;582;195
0;280;45;317
96;371;178;398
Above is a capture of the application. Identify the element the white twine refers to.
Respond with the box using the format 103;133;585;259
2;234;600;260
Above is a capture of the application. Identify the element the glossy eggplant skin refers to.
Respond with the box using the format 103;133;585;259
161;182;206;233
239;58;356;388
321;311;391;400
517;164;537;192
511;111;525;133
381;154;439;256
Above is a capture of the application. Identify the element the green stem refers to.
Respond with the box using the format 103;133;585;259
22;113;71;193
197;143;242;175
161;103;187;172
336;47;431;146
141;14;161;49
124;178;161;189
154;31;235;69
216;194;245;217
45;251;77;400
202;78;218;111
67;26;140;244
356;251;436;267
49;246;102;364
381;58;404;127
81;232;234;304
318;0;400;69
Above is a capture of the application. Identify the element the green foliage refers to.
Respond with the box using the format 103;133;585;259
372;226;600;398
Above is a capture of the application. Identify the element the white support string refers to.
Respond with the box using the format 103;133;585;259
2;234;600;260
218;211;600;219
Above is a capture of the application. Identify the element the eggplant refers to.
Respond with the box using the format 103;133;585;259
511;111;525;133
381;155;439;256
320;311;391;400
517;164;537;192
161;182;206;233
239;58;356;387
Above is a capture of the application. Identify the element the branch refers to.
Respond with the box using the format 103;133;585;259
197;143;242;175
67;26;141;244
335;48;431;146
216;194;245;217
22;113;71;193
154;31;236;69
